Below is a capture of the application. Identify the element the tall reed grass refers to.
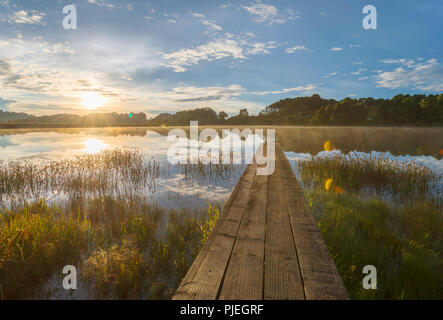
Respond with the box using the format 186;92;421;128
0;196;220;299
0;147;228;299
297;154;443;299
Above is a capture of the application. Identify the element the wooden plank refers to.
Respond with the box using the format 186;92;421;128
173;163;257;300
218;174;268;300
276;143;349;300
264;152;305;300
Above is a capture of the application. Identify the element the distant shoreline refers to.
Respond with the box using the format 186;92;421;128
1;123;443;129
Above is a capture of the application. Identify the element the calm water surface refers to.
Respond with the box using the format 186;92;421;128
1;126;442;209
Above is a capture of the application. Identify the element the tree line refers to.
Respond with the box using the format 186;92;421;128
1;94;442;127
147;94;443;126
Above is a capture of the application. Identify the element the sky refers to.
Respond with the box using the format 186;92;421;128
0;0;442;117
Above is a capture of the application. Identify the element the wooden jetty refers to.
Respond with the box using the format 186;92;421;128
173;143;349;300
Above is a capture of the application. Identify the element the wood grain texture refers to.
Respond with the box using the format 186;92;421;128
264;151;305;300
173;143;348;300
218;174;268;300
276;144;349;300
172;163;256;300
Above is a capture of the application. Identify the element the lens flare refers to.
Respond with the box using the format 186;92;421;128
334;186;344;194
325;178;333;191
324;140;332;152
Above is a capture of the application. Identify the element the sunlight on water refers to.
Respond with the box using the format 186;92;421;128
84;138;107;154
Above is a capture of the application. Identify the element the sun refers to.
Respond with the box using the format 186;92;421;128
81;92;107;110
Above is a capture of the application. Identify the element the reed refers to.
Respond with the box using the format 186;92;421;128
298;153;443;299
0;195;220;299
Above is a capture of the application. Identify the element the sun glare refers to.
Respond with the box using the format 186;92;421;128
84;138;106;154
81;92;106;110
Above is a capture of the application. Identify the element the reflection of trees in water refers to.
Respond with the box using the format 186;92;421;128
2;126;442;158
276;126;443;158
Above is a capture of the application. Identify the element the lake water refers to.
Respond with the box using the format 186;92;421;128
1;126;443;210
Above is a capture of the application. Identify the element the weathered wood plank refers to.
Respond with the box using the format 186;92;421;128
172;163;257;300
218;174;268;300
276;144;349;300
264;152;305;300
173;142;348;300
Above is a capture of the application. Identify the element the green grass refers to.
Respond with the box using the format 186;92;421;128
0;147;231;299
0;196;220;299
0;200;90;299
298;154;443;299
297;153;441;201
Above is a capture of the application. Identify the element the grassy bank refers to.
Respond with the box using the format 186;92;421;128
296;154;443;299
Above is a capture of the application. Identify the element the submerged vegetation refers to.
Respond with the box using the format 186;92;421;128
296;153;443;299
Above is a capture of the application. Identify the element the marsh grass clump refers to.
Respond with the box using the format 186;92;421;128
81;197;217;299
297;153;441;201
0;200;91;299
0;194;220;299
307;191;442;299
298;152;443;299
0;148;160;207
83;243;146;299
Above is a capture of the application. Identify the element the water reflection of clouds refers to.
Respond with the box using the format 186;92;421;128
0;129;173;161
0;136;18;148
0;129;245;211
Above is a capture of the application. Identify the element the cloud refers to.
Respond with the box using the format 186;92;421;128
162;36;278;72
242;2;298;25
0;97;15;111
251;84;318;95
380;58;415;68
349;68;367;75
191;12;222;31
324;72;337;78
285;45;309;53
158;84;246;102
376;58;443;91
330;47;343;51
87;0;115;9
8;10;45;25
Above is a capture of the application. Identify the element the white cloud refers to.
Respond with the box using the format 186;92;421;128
87;0;115;9
8;10;45;25
162;36;278;72
349;68;367;75
330;47;343;52
324;72;337;78
285;45;309;53
349;44;362;48
380;58;415;68
251;84;318;95
156;84;246;102
376;58;443;91
242;2;298;25
191;12;222;31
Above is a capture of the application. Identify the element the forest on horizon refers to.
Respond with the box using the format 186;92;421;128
1;93;443;127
